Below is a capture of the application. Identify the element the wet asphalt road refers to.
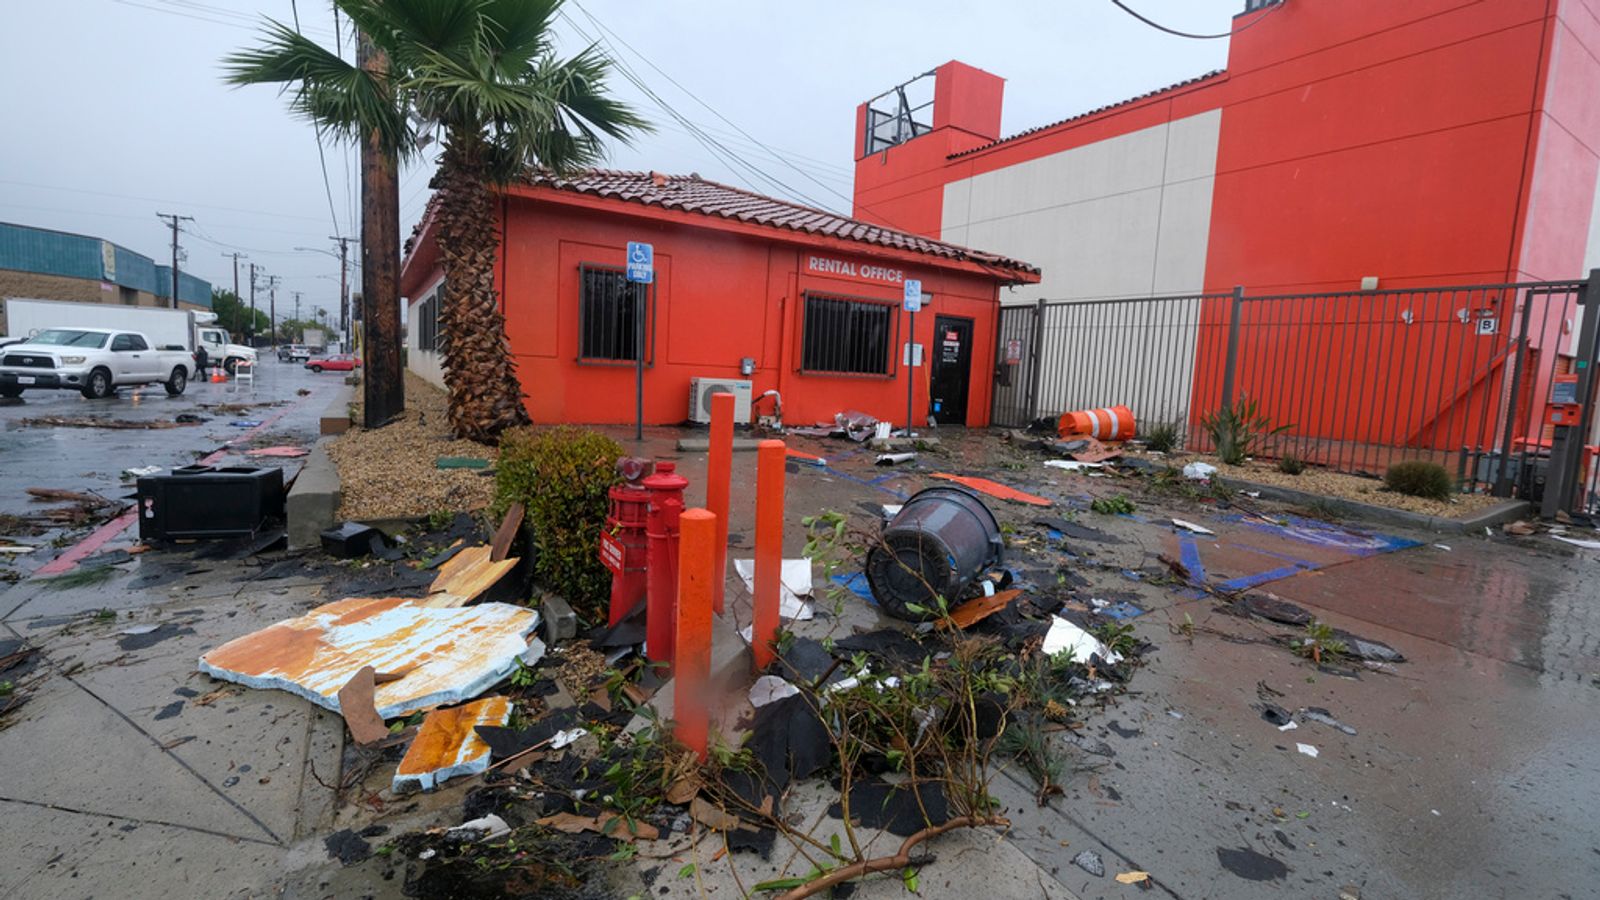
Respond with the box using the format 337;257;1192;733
0;358;339;569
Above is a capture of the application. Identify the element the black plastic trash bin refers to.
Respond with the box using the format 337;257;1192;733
136;466;285;541
865;485;1004;621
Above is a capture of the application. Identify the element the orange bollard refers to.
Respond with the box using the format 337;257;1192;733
674;507;716;761
751;439;786;672
706;392;734;615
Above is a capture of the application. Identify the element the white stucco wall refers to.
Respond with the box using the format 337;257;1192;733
941;109;1221;304
949;111;1221;424
405;281;445;390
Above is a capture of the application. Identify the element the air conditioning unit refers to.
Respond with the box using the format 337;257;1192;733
688;378;753;424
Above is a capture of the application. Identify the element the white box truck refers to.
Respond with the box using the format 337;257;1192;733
0;298;257;373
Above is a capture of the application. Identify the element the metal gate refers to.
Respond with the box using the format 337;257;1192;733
993;272;1600;514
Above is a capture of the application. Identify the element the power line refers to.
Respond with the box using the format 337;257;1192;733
1107;0;1281;40
571;1;859;211
288;0;345;240
556;10;835;211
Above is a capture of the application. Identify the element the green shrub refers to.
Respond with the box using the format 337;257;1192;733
1200;395;1292;465
1277;454;1306;476
1143;421;1181;454
1384;460;1452;501
495;426;623;623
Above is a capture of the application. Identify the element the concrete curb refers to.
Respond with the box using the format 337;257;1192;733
676;436;764;452
1219;475;1529;534
287;442;341;551
320;383;355;436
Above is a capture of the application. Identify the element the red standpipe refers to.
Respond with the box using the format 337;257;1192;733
603;481;651;626
643;461;688;669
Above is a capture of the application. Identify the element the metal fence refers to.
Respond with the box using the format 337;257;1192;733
994;277;1599;509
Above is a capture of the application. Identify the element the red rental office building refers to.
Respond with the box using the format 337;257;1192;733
400;171;1039;428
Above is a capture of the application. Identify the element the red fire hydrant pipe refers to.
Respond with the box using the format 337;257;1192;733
644;461;688;669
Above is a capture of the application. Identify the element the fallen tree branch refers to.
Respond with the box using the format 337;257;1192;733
774;816;1009;900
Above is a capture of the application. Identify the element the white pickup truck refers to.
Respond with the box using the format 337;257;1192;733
0;328;196;399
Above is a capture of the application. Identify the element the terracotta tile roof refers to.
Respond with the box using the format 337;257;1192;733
517;168;1039;279
949;70;1227;159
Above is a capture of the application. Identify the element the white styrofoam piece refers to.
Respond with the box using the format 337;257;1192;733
733;558;815;620
1297;743;1319;758
1172;518;1215;535
1041;616;1122;665
749;674;799;707
1044;459;1103;471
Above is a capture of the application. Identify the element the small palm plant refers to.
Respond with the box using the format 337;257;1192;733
1200;395;1292;465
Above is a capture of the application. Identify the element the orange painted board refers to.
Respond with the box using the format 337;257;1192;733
940;588;1022;630
425;545;520;607
197;597;539;718
930;473;1053;507
392;696;512;792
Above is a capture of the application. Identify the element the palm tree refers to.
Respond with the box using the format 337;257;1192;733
225;0;648;441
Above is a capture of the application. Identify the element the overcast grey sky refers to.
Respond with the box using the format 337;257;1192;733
0;0;1241;313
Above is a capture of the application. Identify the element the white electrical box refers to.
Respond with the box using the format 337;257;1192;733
688;378;753;424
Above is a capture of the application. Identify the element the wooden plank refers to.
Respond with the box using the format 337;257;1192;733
425;545;520;607
489;502;525;563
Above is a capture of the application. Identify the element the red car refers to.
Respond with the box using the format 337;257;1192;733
305;353;360;373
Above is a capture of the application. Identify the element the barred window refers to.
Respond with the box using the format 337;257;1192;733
580;264;651;363
417;289;440;352
801;292;895;375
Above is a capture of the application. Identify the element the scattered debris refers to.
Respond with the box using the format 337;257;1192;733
1296;742;1319;758
875;452;917;466
1044;459;1103;472
323;828;372;866
549;727;587;750
1301;707;1357;735
245;446;309;458
446;814;510;842
1072;850;1106;877
20;416;194;430
335;666;391;746
1551;535;1600;550
320;522;389;559
1183;462;1218;481
749;674;800;707
930;473;1052;507
1502;520;1537;536
1216;846;1289;882
425;545;521;607
393;696;512;792
1172;518;1216;535
1115;871;1151;885
1042;616;1122;664
537;811;660;842
733;558;814;620
198;597;540;717
122;465;163;480
940;588;1021;630
1259;704;1294;728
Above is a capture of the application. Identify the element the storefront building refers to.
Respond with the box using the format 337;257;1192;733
401;170;1038;428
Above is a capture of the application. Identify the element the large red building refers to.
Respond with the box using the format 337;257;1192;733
852;0;1600;297
400;171;1037;428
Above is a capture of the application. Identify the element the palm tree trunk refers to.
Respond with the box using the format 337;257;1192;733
433;134;532;441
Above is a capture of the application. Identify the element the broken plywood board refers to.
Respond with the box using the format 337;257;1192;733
421;545;520;608
392;696;511;792
197;597;539;718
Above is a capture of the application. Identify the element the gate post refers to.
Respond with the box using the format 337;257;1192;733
1220;286;1245;411
1025;298;1046;423
1543;270;1600;516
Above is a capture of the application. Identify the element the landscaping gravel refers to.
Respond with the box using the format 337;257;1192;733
327;374;498;521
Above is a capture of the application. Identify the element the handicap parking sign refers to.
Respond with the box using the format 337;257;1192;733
626;241;653;283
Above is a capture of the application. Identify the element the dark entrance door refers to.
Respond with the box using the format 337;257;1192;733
930;315;973;424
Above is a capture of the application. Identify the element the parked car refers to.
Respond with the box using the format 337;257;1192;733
305;353;359;373
0;328;195;398
0;299;254;373
278;344;312;362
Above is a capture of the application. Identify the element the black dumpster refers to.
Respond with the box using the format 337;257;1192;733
136;466;284;541
865;485;1004;621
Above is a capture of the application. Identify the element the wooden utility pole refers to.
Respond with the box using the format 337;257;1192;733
358;29;404;427
330;235;355;350
248;263;259;345
222;252;246;334
157;212;194;309
266;275;281;347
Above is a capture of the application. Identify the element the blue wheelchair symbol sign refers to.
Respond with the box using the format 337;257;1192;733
626;242;654;283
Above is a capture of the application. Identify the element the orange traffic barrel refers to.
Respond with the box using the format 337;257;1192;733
1057;406;1135;442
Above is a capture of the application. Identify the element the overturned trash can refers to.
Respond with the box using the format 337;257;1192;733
866;485;1004;621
